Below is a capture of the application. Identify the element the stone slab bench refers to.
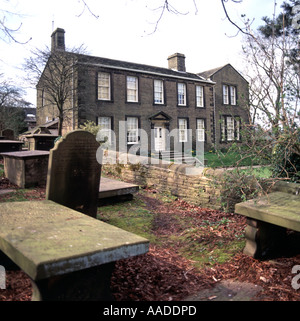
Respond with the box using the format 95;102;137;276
0;200;149;300
235;191;300;259
0;151;50;188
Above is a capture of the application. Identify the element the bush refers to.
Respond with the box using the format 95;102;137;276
272;130;300;183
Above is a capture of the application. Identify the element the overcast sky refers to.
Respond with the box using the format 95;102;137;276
0;0;285;105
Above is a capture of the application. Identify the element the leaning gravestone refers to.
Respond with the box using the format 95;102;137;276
46;130;102;218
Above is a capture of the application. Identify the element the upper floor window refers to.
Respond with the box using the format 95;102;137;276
98;72;111;100
177;83;187;106
223;84;237;105
154;80;164;104
127;76;138;102
196;85;204;108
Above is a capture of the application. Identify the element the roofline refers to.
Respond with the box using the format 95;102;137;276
77;61;216;85
199;63;248;83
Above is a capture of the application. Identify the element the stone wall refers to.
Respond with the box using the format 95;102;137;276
102;152;223;209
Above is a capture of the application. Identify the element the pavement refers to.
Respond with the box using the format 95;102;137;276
184;280;263;301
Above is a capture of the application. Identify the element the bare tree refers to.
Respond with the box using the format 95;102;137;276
24;45;87;135
0;75;30;134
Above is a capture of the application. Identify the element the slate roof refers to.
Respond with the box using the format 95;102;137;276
75;53;215;84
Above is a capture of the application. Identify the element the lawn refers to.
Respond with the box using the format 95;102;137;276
204;150;269;168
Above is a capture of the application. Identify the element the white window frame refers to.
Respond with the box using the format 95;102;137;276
98;116;112;144
178;118;188;142
230;86;237;105
126;76;138;102
127;117;139;144
154;80;164;104
177;83;187;106
223;85;229;105
98;72;111;101
235;118;240;140
226;116;235;141
197;119;205;142
196;85;204;108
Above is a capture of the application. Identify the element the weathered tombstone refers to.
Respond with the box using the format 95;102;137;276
2;129;14;140
46;130;102;218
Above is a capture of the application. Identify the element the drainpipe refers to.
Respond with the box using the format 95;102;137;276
213;84;217;147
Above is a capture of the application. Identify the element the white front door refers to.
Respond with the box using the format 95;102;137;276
154;126;165;151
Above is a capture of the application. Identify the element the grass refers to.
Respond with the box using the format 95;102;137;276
204;151;269;168
97;190;246;269
97;197;158;243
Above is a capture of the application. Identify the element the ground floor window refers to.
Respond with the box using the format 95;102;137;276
196;118;205;142
221;116;241;142
98;116;112;144
178;118;188;142
126;116;139;144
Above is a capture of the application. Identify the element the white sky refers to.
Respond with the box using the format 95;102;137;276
0;0;285;105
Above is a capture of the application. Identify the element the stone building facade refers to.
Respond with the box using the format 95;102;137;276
36;28;249;153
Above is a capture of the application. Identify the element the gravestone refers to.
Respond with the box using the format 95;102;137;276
46;130;102;218
2;129;14;140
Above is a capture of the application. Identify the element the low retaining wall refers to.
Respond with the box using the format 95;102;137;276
102;151;223;209
101;151;300;211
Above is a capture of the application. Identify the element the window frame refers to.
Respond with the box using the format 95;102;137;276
177;82;187;106
196;118;206;142
223;84;237;106
97;116;113;144
126;116;140;144
221;115;241;142
126;76;139;103
196;85;205;108
97;72;111;101
153;79;164;105
178;118;188;142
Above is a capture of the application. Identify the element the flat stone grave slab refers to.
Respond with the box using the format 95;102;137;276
0;200;149;300
235;191;300;258
0;200;149;280
1;150;49;188
0;140;23;154
99;177;139;199
235;192;300;231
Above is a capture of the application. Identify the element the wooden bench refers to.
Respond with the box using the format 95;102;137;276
235;188;300;259
0;200;149;301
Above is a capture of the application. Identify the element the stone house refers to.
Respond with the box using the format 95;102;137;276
198;64;249;149
36;28;249;153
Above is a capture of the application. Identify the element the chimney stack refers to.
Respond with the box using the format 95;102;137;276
51;28;65;52
167;53;186;72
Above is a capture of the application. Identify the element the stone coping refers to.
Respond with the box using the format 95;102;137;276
235;192;300;231
0;200;149;280
0;151;50;158
24;134;59;138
